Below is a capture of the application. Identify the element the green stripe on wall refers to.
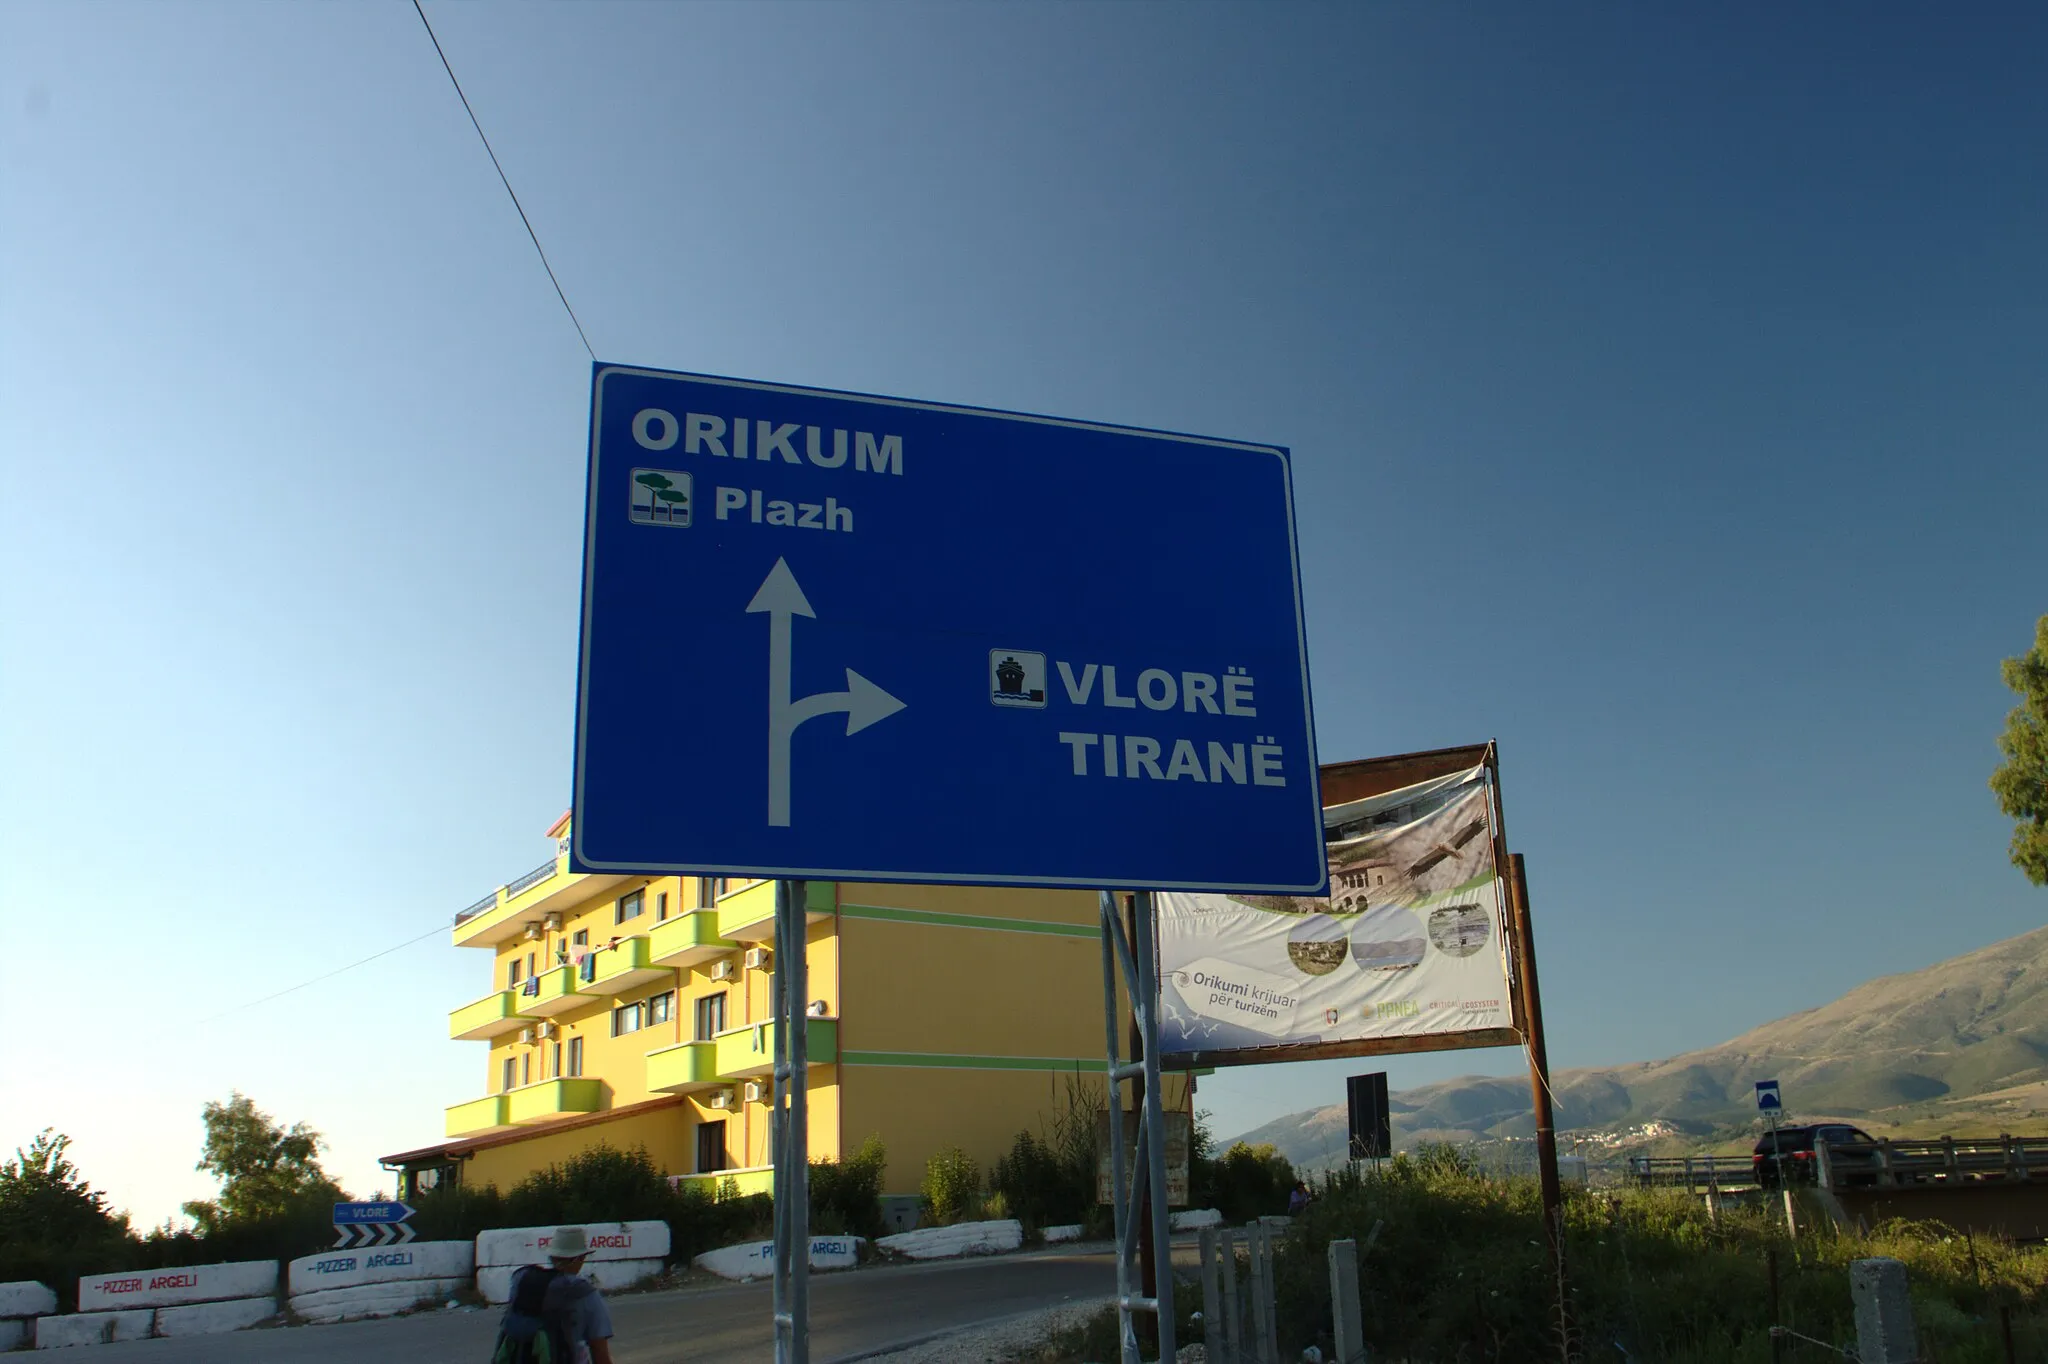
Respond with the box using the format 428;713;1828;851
838;902;1097;939
841;1050;1108;1072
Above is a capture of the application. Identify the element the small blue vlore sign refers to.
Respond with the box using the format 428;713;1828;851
1754;1080;1782;1113
333;1200;413;1225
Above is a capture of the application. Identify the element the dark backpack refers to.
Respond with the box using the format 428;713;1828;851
491;1266;573;1364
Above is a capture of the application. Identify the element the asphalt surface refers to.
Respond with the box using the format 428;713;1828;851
64;1246;1125;1363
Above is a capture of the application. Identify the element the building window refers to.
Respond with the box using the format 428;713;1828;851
697;1120;727;1174
567;1036;584;1077
507;959;522;990
612;1002;643;1037
550;1041;562;1079
696;878;717;910
502;1057;516;1093
656;892;669;922
695;992;727;1041
572;928;589;947
616;890;645;925
646;991;673;1026
521;1053;532;1086
526;951;537;980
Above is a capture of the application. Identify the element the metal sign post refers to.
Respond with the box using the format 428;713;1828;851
1101;891;1175;1364
1756;1080;1793;1234
772;879;811;1364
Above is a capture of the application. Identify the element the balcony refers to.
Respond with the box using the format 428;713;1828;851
674;1166;773;1198
446;1095;509;1137
450;844;629;949
449;991;523;1041
648;911;735;969
716;880;834;943
714;1018;838;1079
507;1077;605;1124
580;936;668;996
645;1040;720;1094
515;966;595;1018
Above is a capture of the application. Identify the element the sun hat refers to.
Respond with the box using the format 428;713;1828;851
548;1226;590;1260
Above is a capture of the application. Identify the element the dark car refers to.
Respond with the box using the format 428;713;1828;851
1753;1123;1876;1187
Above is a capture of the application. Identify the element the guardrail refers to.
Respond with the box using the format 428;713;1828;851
1626;1155;1759;1190
1815;1135;2048;1190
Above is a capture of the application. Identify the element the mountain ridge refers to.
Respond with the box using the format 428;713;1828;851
1224;924;2048;1169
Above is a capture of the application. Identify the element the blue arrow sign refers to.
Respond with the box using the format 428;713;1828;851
1755;1081;1782;1112
333;1200;414;1225
573;366;1326;893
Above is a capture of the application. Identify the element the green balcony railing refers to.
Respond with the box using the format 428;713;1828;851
715;880;834;941
648;912;735;968
506;1077;604;1124
714;1018;838;1079
645;1040;720;1094
581;936;666;995
445;1095;509;1136
449;991;522;1041
515;965;595;1018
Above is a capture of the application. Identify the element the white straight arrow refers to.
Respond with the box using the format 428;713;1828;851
747;558;906;827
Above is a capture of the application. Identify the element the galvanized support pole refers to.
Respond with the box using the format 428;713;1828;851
771;879;811;1364
1099;889;1175;1362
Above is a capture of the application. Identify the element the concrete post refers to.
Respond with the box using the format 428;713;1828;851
1328;1237;1364;1364
1850;1258;1917;1364
1218;1228;1242;1364
1199;1227;1225;1364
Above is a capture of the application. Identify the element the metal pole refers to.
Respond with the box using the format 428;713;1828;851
771;880;791;1361
1132;891;1177;1362
1099;891;1139;1364
1127;894;1158;1359
787;878;810;1364
1508;855;1569;1364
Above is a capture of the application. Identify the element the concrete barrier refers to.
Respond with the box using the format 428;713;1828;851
876;1219;1023;1260
693;1236;863;1281
77;1261;278;1312
476;1258;664;1305
289;1279;468;1324
152;1296;277;1338
0;1320;28;1352
474;1221;669;1268
1171;1208;1224;1231
1042;1224;1084;1243
287;1241;474;1296
33;1309;152;1348
0;1281;57;1319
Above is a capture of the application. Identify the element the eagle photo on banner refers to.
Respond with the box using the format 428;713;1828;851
1156;761;1513;1061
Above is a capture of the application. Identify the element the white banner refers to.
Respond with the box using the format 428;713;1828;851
1158;761;1513;1059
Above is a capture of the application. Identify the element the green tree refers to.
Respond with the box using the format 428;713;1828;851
1992;614;2048;887
0;1130;128;1250
180;1093;345;1233
635;471;673;519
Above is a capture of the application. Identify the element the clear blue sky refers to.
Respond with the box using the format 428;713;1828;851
3;3;2043;1227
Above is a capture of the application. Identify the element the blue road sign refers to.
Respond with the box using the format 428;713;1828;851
333;1200;413;1225
573;365;1325;893
1755;1080;1782;1112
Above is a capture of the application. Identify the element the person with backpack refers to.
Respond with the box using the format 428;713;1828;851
492;1225;616;1364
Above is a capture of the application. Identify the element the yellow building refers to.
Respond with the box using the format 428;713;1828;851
383;814;1185;1204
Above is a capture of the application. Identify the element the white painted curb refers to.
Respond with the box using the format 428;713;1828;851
474;1221;669;1267
77;1261;278;1312
287;1241;474;1295
0;1281;57;1319
33;1309;152;1348
876;1219;1023;1260
152;1295;278;1338
1042;1224;1085;1243
477;1258;663;1305
693;1236;863;1281
290;1278;468;1324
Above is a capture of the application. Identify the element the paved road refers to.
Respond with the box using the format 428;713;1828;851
70;1246;1124;1362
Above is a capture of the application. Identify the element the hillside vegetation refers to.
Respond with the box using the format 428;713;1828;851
1232;926;2048;1167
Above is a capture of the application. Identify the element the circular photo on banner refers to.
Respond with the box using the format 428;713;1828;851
1285;914;1349;976
1350;906;1426;973
1427;903;1493;958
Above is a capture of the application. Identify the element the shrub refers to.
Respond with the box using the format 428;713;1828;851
992;1130;1090;1231
811;1135;886;1238
921;1147;981;1225
1194;1140;1294;1224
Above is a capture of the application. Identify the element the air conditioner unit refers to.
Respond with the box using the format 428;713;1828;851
522;922;543;942
538;1020;558;1039
807;999;829;1017
519;1027;536;1045
709;960;736;982
707;1088;736;1110
543;912;564;931
743;947;772;971
743;1080;768;1104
